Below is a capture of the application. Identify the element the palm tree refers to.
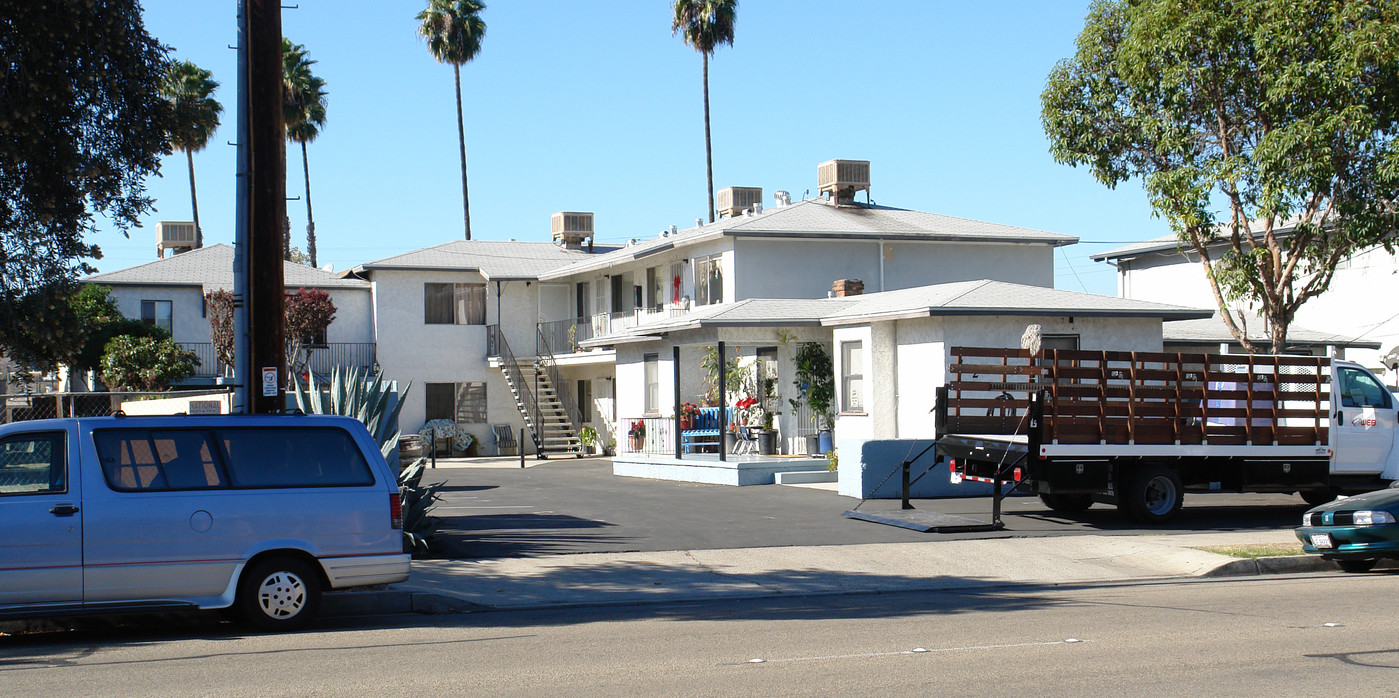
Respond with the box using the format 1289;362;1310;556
282;39;329;267
159;60;222;248
672;0;737;224
417;0;486;240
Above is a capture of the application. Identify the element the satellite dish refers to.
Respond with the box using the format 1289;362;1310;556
1383;345;1399;371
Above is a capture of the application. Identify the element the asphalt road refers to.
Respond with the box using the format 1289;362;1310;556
4;572;1395;695
425;459;1314;559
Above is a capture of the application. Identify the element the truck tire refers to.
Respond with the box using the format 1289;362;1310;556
1300;490;1337;507
1121;465;1183;524
1039;493;1094;513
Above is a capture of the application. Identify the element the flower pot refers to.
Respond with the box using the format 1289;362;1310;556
805;434;821;456
629;435;644;451
757;430;777;455
724;432;737;453
818;429;833;455
680;415;695;431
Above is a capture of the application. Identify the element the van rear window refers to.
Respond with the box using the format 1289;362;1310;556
94;427;373;491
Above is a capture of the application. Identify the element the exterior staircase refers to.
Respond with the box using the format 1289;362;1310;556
500;359;584;457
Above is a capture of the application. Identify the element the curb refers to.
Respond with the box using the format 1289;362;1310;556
1200;554;1338;577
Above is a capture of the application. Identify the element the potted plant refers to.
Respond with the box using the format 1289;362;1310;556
790;341;835;455
578;425;598;455
627;419;646;451
680;401;699;430
758;372;779;455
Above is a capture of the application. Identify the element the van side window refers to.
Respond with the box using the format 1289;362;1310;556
218;428;373;488
94;430;226;491
0;432;65;496
152;430;227;488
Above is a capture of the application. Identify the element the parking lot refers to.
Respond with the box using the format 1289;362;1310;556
423;457;1310;559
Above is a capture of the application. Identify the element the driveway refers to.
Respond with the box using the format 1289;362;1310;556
422;458;1310;559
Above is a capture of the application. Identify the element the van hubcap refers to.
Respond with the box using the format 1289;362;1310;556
256;571;306;618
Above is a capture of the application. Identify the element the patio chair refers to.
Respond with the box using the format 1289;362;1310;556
492;424;518;456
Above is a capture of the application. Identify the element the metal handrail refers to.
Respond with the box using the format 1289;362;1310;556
493;328;542;453
536;325;585;430
537;317;594;356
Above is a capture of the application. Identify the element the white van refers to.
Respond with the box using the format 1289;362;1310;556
0;413;410;631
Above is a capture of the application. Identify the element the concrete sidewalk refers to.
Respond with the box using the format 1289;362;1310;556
326;529;1335;617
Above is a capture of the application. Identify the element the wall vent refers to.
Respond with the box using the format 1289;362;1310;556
817;159;870;204
716;186;763;218
156;221;197;258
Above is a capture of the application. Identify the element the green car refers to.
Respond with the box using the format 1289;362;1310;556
1296;488;1399;573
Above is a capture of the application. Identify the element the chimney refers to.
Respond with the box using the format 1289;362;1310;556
551;212;595;251
817;159;871;206
832;279;865;297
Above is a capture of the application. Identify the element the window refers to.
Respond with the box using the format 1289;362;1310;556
92;427;372;490
577;379;593;423
425;383;457;422
644;353;659;414
426;382;487;424
0;432;65;496
695;255;723;306
841;341;864;413
647;266;664;310
218;428;372;488
670;261;685;304
1339;368;1391;409
576;281;589;320
455;382;487;424
424;282;486;325
141;300;173;334
1040;335;1080;352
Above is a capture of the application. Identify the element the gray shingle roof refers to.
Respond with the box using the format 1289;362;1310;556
1163;312;1380;349
540;199;1078;280
821;279;1212;325
83;244;368;290
1091;217;1312;262
588;280;1208;344
354;240;619;280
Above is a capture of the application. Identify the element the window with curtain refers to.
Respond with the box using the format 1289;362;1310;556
424;283;486;325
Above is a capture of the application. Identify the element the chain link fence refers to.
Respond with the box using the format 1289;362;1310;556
1;389;234;423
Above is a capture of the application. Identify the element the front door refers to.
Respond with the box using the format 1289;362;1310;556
0;429;82;607
1332;366;1397;474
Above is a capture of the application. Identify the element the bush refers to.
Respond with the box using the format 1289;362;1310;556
99;335;199;391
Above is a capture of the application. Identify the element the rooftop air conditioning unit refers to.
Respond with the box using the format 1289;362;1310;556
551;211;595;250
156;221;197;257
817;159;870;204
716;186;763;218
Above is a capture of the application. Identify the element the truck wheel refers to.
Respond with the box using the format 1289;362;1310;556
236;557;322;632
1121;465;1183;524
1337;558;1377;573
1039;493;1094;513
1300;490;1337;507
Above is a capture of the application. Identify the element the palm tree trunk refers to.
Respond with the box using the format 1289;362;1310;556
703;52;715;224
186;149;202;248
301;140;316;268
453;62;471;240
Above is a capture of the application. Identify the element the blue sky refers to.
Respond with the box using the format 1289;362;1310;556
107;0;1171;295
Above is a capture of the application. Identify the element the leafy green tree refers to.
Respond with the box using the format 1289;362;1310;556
100;335;199;392
282;39;329;268
417;0;487;240
0;0;171;368
160;60;223;249
70;284;168;373
672;0;737;224
1043;0;1399;353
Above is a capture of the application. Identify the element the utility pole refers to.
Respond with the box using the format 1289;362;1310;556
246;0;286;413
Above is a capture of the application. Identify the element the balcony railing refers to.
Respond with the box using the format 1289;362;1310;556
619;416;676;456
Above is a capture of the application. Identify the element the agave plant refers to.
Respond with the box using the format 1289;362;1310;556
293;366;409;463
397;458;443;553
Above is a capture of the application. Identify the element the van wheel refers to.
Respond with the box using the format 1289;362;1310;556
1337;558;1377;573
1300;490;1337;507
1039;493;1094;513
1121;465;1183;524
237;557;322;632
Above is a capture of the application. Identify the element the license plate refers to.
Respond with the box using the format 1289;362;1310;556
1311;533;1333;549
